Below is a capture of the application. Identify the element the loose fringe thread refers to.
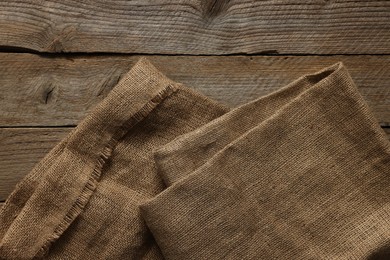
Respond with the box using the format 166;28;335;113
35;84;177;258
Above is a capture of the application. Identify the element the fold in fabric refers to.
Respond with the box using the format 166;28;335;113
0;58;228;259
141;62;390;259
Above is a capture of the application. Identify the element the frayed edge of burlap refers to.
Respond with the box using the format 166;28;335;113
34;84;178;258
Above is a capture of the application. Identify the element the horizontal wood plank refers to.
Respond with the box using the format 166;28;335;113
0;1;389;54
0;127;389;201
0;127;70;200
0;54;389;126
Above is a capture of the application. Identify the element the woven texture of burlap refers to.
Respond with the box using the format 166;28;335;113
0;58;228;259
141;63;390;259
1;59;389;260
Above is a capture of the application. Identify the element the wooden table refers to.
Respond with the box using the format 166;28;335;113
0;0;389;204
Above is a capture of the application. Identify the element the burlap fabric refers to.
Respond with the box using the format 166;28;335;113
141;62;390;259
1;59;389;259
0;58;228;259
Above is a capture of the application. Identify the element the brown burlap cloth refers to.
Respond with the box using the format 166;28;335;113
0;58;389;259
141;62;390;259
0;58;228;259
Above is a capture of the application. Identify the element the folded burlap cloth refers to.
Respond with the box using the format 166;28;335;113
141;62;390;259
0;58;228;259
1;58;389;260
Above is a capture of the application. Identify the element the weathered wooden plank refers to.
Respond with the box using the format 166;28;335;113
0;54;389;126
0;127;389;201
0;127;70;200
0;1;389;54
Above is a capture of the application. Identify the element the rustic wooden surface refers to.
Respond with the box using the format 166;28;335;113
0;128;70;200
0;0;389;201
0;1;389;54
1;54;389;127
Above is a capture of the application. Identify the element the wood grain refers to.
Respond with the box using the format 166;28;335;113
0;1;389;54
0;127;389;201
0;127;70;200
0;53;389;126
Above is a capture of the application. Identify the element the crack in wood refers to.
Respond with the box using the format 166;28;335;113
203;0;231;18
44;87;55;104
